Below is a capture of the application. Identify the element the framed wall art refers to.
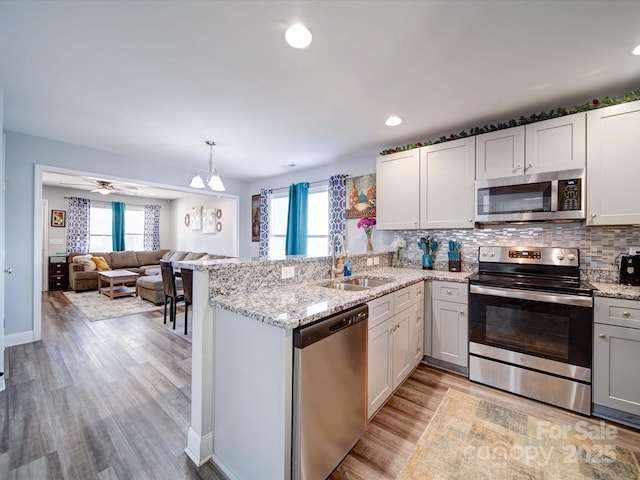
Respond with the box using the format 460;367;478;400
51;209;66;227
251;194;260;242
346;174;376;219
190;206;203;231
202;208;218;234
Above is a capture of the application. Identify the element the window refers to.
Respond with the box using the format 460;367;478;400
89;204;146;252
89;205;112;252
268;184;329;257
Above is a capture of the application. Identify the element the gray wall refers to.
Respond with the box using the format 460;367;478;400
172;195;238;257
4;131;249;342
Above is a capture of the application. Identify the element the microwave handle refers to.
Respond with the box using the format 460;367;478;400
551;179;558;212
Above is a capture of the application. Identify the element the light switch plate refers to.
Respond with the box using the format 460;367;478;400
366;257;373;266
630;246;640;255
373;256;380;265
281;266;295;279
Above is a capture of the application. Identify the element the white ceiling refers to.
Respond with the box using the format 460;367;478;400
1;1;639;183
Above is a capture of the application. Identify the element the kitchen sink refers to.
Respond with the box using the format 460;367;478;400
322;276;393;291
322;282;370;291
340;277;392;288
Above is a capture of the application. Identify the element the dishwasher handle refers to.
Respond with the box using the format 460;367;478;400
294;304;368;349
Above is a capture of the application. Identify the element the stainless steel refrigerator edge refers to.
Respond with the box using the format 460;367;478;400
292;305;368;480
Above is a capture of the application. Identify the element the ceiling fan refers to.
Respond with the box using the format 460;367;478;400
59;177;141;195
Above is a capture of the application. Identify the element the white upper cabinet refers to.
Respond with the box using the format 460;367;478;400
525;112;586;174
420;138;475;229
475;126;525;180
376;149;420;230
587;100;640;226
475;113;585;180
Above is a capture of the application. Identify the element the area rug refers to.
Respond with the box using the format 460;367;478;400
397;389;640;480
63;291;162;321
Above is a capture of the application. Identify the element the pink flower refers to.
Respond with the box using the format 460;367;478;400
357;217;377;228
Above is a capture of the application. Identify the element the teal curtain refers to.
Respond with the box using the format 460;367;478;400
285;182;309;256
112;202;126;251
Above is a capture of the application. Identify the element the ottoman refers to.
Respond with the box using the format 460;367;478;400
137;274;183;305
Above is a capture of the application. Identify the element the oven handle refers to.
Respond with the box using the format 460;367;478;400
469;284;593;307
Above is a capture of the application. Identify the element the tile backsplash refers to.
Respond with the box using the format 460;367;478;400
397;223;640;274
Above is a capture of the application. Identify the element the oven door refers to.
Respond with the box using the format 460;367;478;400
468;284;593;370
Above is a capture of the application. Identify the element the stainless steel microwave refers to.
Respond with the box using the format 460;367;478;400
475;169;585;223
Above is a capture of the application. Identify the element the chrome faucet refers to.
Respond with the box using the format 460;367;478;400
330;234;345;282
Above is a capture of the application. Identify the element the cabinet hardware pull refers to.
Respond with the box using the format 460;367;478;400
591;213;596;218
525;163;532;170
622;311;631;317
599;334;606;339
446;289;452;294
515;165;522;170
4;267;12;274
459;311;465;315
468;218;473;223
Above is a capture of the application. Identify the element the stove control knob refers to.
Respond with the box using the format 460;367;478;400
489;252;495;257
567;254;576;262
557;253;565;261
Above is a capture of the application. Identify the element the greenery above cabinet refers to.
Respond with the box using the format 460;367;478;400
380;88;640;155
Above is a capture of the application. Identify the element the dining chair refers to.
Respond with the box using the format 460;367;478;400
181;267;193;335
160;260;184;330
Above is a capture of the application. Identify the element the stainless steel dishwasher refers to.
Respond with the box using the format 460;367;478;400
292;304;368;480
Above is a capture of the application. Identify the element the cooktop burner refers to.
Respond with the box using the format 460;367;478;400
470;246;594;296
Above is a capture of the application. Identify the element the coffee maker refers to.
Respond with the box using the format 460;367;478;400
619;255;640;286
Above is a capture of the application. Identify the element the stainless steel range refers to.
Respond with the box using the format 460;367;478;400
468;246;594;415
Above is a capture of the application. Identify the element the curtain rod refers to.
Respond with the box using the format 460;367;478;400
268;175;348;193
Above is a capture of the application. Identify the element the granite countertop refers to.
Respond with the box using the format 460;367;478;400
592;282;640;301
208;267;470;330
181;255;640;329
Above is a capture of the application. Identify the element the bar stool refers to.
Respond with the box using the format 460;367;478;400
181;268;193;335
160;260;183;330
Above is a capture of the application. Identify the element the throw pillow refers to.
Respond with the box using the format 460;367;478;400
92;256;111;271
72;254;96;272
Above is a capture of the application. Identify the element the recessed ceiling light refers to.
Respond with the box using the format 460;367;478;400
285;24;312;49
631;44;640;56
385;116;403;127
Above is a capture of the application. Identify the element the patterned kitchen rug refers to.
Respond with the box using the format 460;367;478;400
397;389;640;480
63;290;162;321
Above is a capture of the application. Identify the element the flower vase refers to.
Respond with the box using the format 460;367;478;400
366;235;373;253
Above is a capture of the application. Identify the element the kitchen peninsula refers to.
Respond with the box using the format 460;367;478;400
177;254;467;479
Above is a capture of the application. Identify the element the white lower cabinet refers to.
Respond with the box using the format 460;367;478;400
430;281;468;368
367;282;424;418
593;297;640;418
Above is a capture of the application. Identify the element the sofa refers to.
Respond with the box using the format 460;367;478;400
68;250;170;292
135;251;224;305
68;249;224;305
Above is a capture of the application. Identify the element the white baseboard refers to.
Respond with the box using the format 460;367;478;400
5;330;35;347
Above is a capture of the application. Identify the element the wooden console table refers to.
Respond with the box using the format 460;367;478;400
97;270;140;300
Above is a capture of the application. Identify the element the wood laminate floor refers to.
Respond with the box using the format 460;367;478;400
2;291;639;479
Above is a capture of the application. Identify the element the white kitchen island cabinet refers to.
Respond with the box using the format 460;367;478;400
182;260;440;479
587;100;640;226
367;282;424;419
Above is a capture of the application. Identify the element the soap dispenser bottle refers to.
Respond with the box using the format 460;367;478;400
344;253;353;277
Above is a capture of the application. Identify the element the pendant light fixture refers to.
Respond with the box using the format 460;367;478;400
189;141;226;192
